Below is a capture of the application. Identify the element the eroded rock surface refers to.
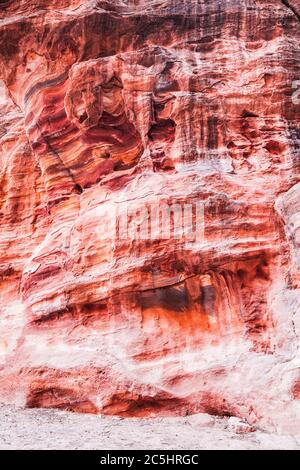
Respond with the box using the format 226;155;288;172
0;0;300;436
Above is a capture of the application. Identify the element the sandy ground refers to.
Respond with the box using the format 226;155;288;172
0;404;299;450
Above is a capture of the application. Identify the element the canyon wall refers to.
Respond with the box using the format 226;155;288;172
0;0;300;434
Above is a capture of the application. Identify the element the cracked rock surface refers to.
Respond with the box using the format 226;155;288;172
0;0;300;438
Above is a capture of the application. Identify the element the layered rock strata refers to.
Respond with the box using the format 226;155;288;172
0;0;300;435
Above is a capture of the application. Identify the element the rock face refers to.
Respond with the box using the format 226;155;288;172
0;0;300;435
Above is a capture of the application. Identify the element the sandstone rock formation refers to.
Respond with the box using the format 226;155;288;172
0;0;300;436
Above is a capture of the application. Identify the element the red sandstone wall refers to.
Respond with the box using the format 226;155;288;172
0;0;300;434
